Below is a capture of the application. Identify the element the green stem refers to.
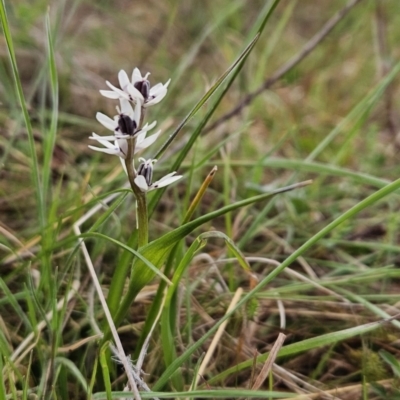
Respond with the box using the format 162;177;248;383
136;192;148;247
124;137;149;248
106;106;148;321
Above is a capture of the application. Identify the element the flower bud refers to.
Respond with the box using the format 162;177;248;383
137;159;153;186
118;114;136;136
134;79;150;100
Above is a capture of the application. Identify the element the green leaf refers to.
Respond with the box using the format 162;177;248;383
160;236;206;378
99;342;112;400
0;278;32;331
0;0;44;229
0;353;6;400
337;289;400;330
42;11;59;204
379;350;400;377
55;357;88;394
80;232;172;286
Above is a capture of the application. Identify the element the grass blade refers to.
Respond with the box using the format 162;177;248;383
0;0;44;229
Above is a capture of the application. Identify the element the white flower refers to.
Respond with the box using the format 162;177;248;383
100;68;170;108
134;158;182;192
88;99;160;159
88;132;126;158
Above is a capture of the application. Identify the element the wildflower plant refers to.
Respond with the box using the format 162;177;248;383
91;69;181;247
88;60;313;394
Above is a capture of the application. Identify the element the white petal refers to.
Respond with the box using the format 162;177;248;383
88;145;121;156
145;121;157;131
119;157;128;175
136;121;157;141
144;92;167;107
119;98;135;118
96;112;117;131
134;175;149;192
89;135;114;142
89;134;130;141
150;82;166;94
89;133;116;148
118;70;130;90
131;67;143;84
149;173;182;191
99;90;120;99
144;84;168;107
127;84;144;103
116;138;128;157
133;100;141;127
105;81;130;100
149;79;170;96
136;129;146;143
135;130;161;153
158;171;178;181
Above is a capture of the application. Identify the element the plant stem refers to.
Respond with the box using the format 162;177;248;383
125;135;149;248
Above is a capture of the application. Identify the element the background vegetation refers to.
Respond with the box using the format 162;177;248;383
1;0;400;398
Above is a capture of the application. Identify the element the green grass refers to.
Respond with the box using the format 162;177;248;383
1;0;400;399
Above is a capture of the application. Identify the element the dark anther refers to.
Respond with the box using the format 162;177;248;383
118;114;136;136
137;162;153;186
134;80;150;100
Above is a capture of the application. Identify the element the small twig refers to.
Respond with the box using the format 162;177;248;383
205;0;364;133
251;332;286;390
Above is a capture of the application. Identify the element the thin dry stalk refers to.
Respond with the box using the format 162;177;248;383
282;377;396;400
272;364;341;400
74;207;141;399
251;332;286;390
191;287;243;390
